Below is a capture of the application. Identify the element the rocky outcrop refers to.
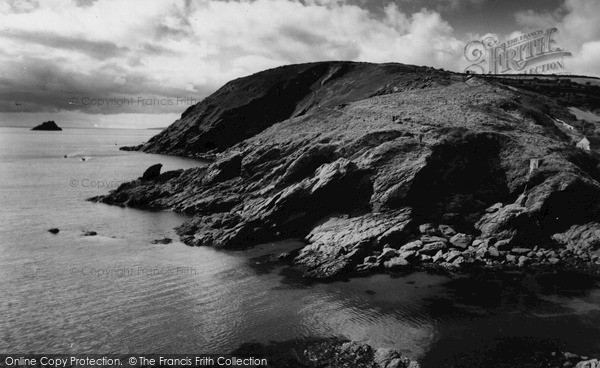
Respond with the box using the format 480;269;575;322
232;338;419;368
92;61;600;279
31;121;62;131
142;164;162;180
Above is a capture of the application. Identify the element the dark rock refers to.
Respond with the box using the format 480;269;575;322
83;231;97;236
495;239;513;251
142;164;162;180
202;152;243;185
31;121;62;131
48;228;60;234
151;238;173;244
419;223;438;235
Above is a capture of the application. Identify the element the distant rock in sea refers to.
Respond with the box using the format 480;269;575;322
48;228;60;234
31;121;62;131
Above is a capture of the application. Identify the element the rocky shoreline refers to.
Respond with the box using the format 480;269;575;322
229;337;598;368
91;61;600;281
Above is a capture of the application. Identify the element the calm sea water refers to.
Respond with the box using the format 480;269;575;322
1;127;599;366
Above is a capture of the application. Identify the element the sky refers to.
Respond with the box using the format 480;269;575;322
0;0;599;129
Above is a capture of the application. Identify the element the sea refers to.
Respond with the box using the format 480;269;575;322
1;127;599;367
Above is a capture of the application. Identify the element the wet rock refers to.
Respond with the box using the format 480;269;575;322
142;164;162;180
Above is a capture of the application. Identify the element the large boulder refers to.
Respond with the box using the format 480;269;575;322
294;208;413;278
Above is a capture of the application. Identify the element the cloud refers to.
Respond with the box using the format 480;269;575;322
0;0;468;121
515;0;600;76
0;30;129;60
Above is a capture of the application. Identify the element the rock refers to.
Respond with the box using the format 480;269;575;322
472;239;483;247
449;233;472;249
383;257;409;270
575;359;600;368
420;241;447;255
445;250;461;263
31;121;62;131
438;224;457;237
419;223;438;235
506;254;517;263
495;239;513;251
89;61;600;280
398;250;418;261
452;256;465;266
563;352;580;360
294;208;413;278
202;152;243;185
379;248;399;261
151;238;173;244
399;240;423;252
488;246;500;258
553;223;600;251
518;255;529;267
511;247;532;255
48;228;60;234
83;231;97;236
373;347;413;368
420;235;447;244
142;164;162;180
432;250;445;262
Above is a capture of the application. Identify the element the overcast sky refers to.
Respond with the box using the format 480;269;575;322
0;0;599;128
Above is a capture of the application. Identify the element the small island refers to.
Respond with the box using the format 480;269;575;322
31;121;62;131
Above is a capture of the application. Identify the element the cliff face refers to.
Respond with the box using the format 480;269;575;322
94;62;600;279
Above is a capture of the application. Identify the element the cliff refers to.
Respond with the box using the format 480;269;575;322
93;61;600;279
